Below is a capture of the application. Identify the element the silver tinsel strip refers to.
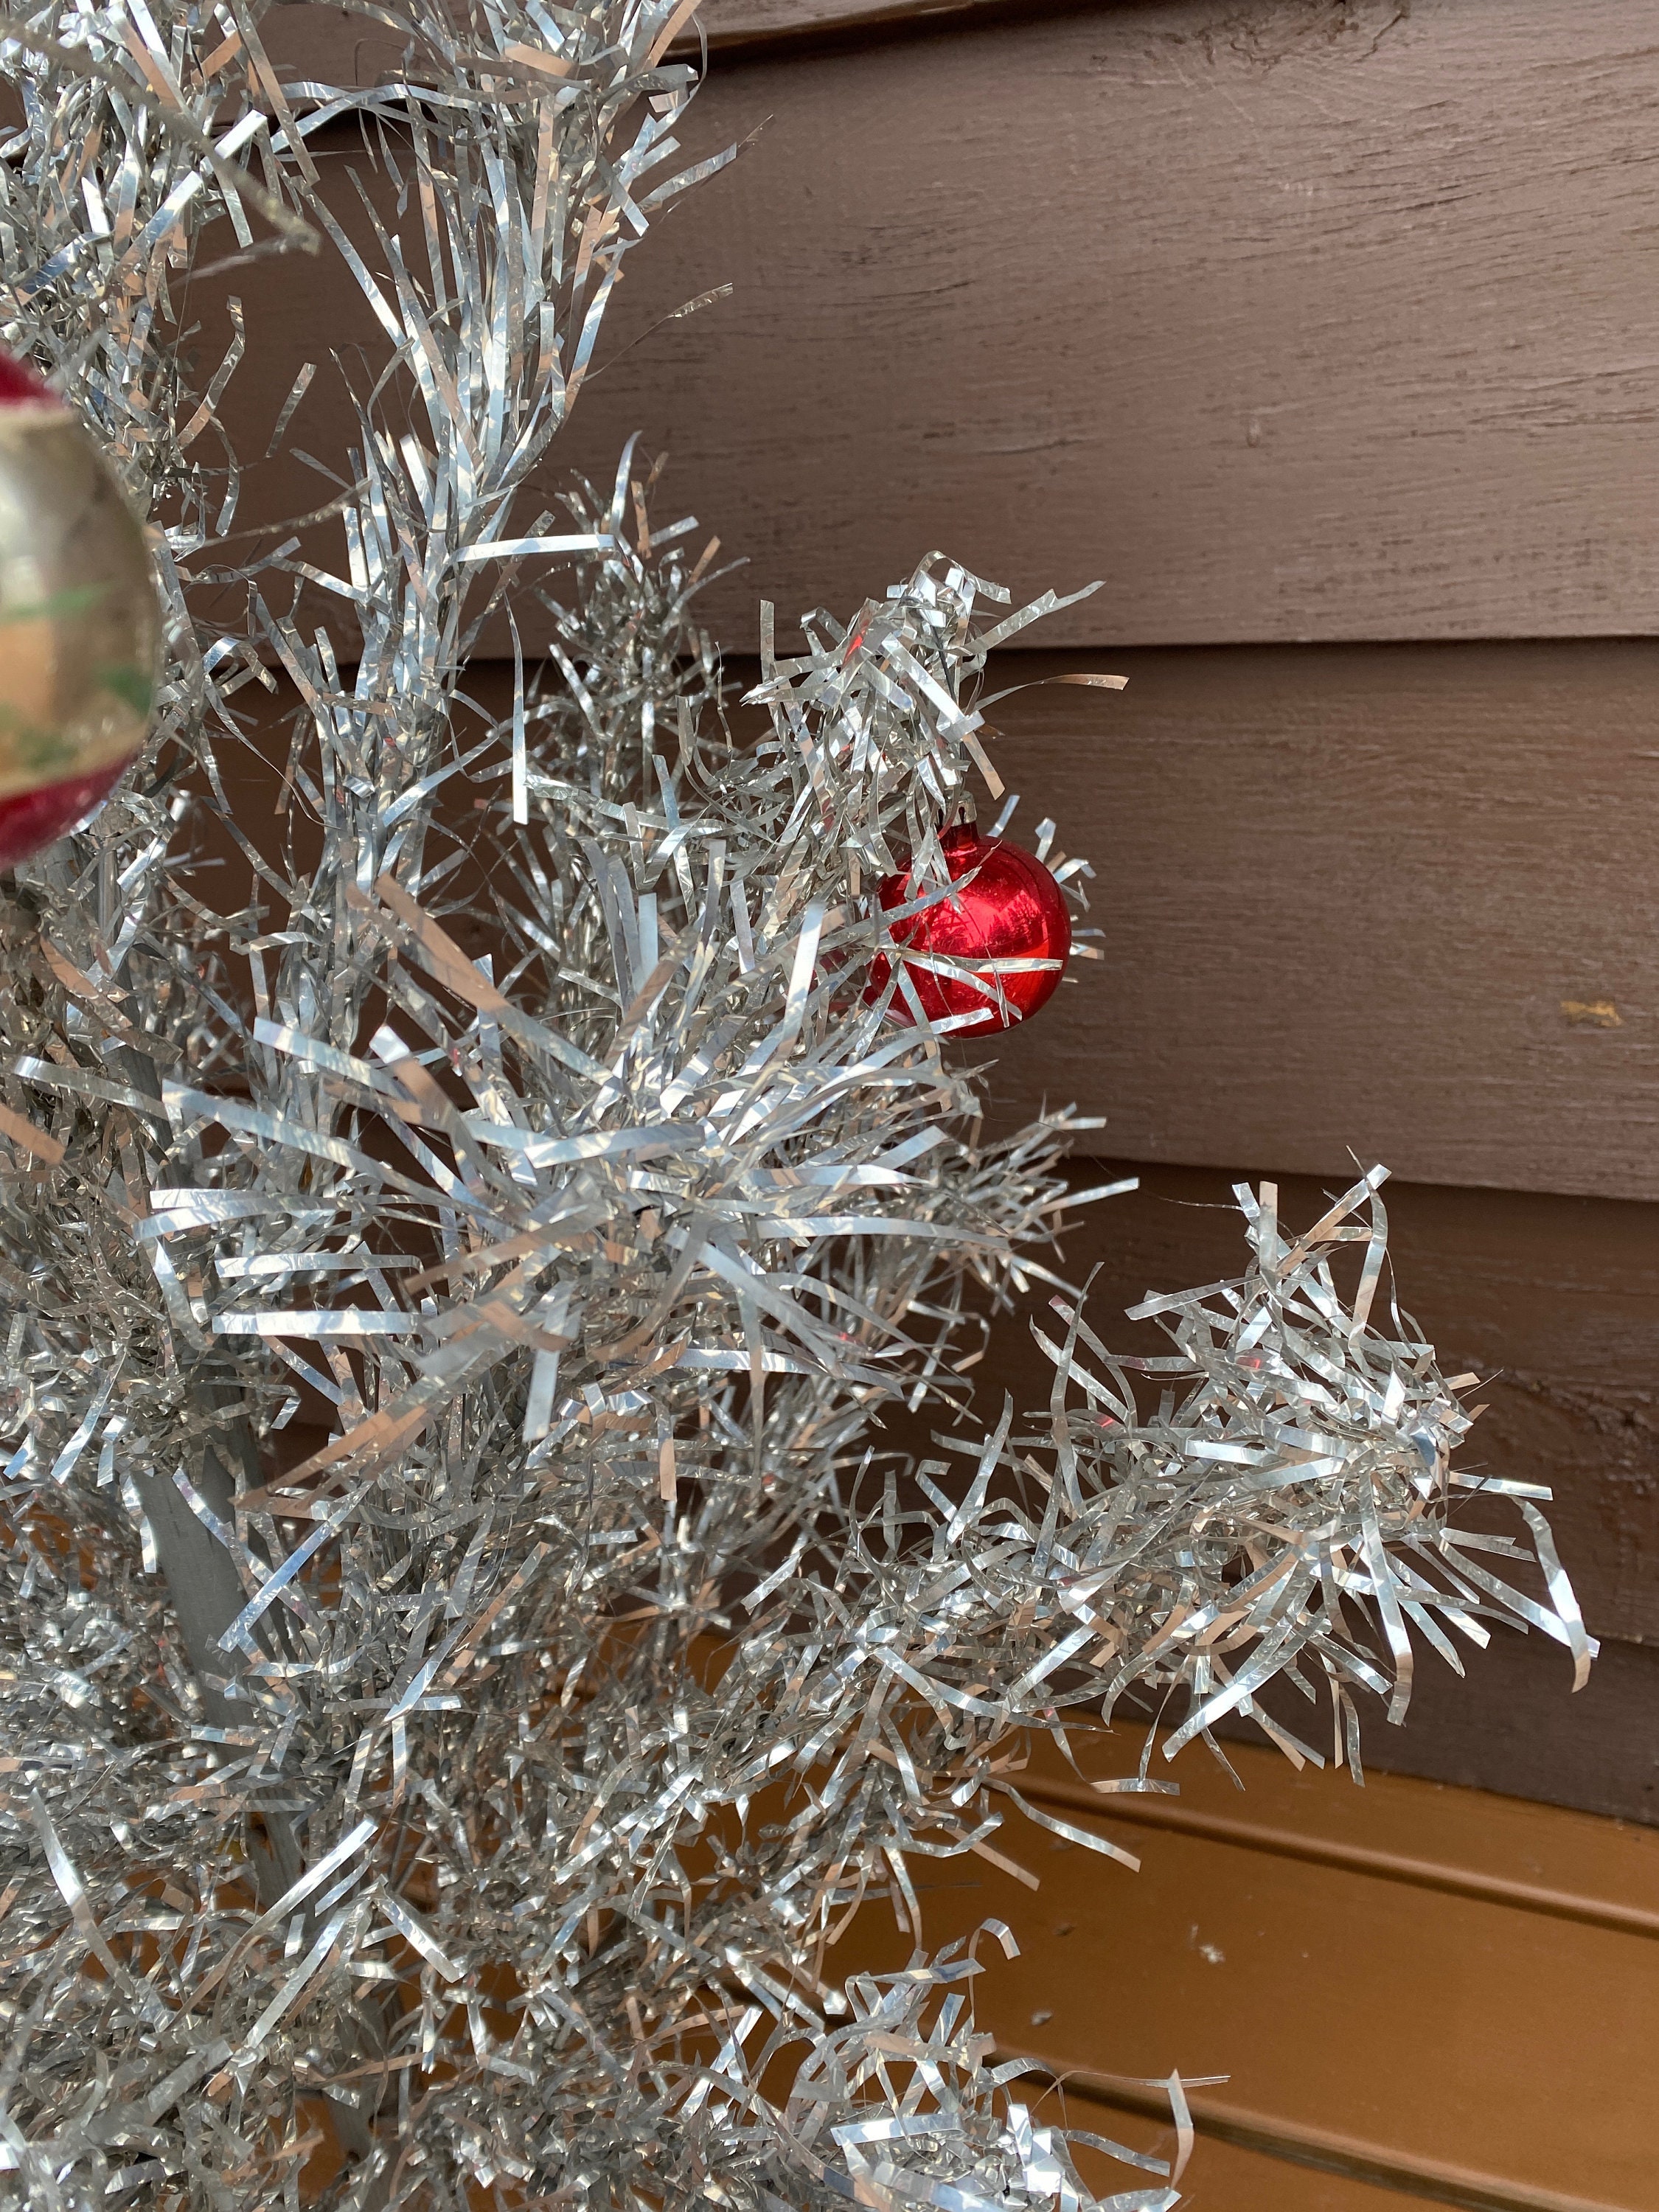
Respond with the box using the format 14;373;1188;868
0;3;1588;2206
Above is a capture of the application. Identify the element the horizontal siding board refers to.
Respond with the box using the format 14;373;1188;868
690;0;1025;45
532;0;1659;648
1015;1778;1659;1940
232;0;1659;652
1017;1703;1659;1926
226;627;1659;1206
1295;1622;1659;1829
1009;2069;1643;2212
1056;2128;1408;2212
879;639;1659;1201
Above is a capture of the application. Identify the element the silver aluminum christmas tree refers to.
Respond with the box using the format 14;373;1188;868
0;2;1590;2203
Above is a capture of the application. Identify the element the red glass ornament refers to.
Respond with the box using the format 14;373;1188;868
0;351;47;405
0;761;130;871
866;821;1071;1037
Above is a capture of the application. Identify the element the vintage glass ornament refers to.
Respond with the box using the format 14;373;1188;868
868;818;1071;1035
0;349;159;867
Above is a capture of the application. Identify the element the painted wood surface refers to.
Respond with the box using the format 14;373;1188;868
1065;2131;1407;2212
1335;1621;1659;1832
832;1738;1659;2208
235;0;1659;651
734;639;1659;1203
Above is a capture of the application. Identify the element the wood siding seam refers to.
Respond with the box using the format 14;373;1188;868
1014;1776;1659;1941
996;2059;1639;2212
678;0;1070;58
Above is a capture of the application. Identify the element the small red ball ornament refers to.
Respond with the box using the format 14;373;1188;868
0;347;159;868
866;819;1071;1036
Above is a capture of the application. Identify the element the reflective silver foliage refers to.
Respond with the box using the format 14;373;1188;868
0;3;1586;2205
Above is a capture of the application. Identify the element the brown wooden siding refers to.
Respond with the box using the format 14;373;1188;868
750;641;1659;1203
244;0;1659;650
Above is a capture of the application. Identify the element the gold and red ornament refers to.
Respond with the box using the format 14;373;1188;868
0;348;159;869
866;814;1071;1036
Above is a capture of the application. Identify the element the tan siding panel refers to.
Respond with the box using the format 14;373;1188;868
831;1740;1659;2209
